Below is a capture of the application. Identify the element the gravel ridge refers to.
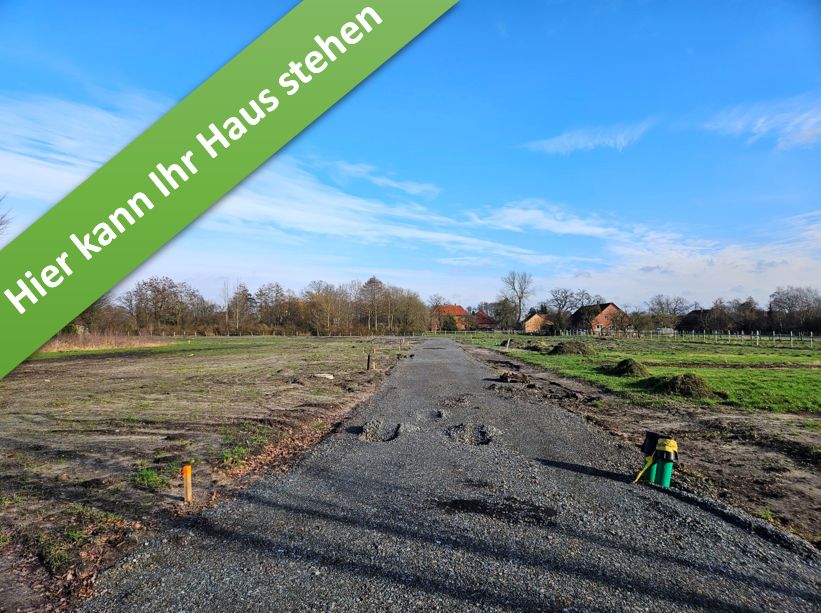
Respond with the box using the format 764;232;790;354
87;339;820;612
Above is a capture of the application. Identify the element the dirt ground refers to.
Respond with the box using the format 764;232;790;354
0;337;404;611
84;338;819;612
464;344;820;547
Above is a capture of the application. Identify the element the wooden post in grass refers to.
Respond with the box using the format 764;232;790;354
182;465;193;504
367;347;375;371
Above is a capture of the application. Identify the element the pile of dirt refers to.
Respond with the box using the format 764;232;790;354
397;423;421;435
524;341;549;353
646;373;714;398
446;423;501;445
499;371;528;383
608;358;650;377
548;341;594;356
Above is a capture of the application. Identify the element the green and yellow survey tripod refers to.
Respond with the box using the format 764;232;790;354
633;432;678;488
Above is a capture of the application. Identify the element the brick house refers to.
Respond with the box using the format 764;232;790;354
475;310;498;331
431;304;470;331
570;303;624;335
523;312;554;334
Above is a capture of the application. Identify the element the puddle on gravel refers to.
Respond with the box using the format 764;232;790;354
437;497;557;526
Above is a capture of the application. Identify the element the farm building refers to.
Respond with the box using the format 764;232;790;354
430;304;470;331
475;310;498;331
570;303;624;335
523;312;554;334
677;309;712;331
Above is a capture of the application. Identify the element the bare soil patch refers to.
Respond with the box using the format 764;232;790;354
0;336;402;610
498;370;528;383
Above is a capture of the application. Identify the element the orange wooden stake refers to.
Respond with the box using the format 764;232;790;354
182;465;193;504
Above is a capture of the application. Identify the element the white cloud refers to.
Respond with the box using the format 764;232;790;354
524;119;655;154
704;94;821;150
468;198;625;239
0;92;579;270
0;92;170;203
329;160;441;198
556;213;821;307
1;91;818;308
206;158;576;266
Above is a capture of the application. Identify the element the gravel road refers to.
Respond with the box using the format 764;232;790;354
87;339;820;612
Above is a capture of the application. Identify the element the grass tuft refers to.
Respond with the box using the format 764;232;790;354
132;467;170;491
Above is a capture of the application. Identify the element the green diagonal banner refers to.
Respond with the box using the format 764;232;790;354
0;0;457;379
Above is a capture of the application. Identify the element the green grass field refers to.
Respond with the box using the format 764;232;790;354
464;334;821;413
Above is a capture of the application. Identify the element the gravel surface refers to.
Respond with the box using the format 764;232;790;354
87;339;820;612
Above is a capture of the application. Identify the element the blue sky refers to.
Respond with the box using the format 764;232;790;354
1;0;820;310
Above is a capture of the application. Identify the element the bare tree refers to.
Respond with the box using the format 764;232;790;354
427;293;446;332
769;286;821;332
221;281;232;332
647;294;690;329
571;289;592;310
500;271;534;324
547;288;575;329
359;276;385;333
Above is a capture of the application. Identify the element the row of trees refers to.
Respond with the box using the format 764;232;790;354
515;281;821;335
71;276;431;337
39;261;821;339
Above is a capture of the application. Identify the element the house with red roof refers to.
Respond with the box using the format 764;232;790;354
430;304;470;331
475;310;498;331
570;303;624;335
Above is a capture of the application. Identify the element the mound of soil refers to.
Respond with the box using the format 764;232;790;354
360;419;400;442
548;341;594;356
499;371;528;383
524;341;549;353
647;373;713;398
609;358;650;377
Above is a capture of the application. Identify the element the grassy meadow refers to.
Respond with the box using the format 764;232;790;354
462;333;820;413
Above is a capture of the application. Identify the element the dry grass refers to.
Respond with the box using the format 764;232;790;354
38;334;173;353
0;336;397;605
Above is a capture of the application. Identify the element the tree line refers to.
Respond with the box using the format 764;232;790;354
512;281;821;335
69;276;431;337
49;267;821;338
